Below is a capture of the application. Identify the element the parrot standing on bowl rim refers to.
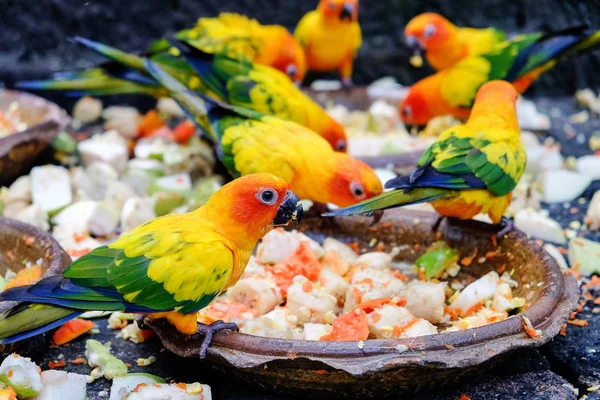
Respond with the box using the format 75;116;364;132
0;173;303;359
294;0;361;87
325;80;526;239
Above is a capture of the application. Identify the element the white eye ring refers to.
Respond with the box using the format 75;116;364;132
286;64;298;78
350;181;366;200
424;23;437;39
257;188;278;205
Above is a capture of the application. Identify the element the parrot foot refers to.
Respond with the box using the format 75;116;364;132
432;215;446;233
370;210;384;226
196;320;238;359
341;78;353;93
494;216;514;239
134;314;148;330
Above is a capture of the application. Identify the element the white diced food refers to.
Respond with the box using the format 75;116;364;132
492;282;525;312
586;191;600;231
103;106;142;139
514;208;567;244
86;162;119;200
52;225;102;260
120;198;156;233
73;96;102;123
322;238;358;263
226;274;282;316
344;267;405;312
0;353;42;398
70;166;97;200
541;170;591;203
262;308;298;331
402;318;438;337
238;317;297;339
520;131;541;149
542;243;569;271
134;138;169;160
148;174;192;198
31;165;72;214
127;158;166;178
2;200;28;218
157;97;185;119
78;130;129;173
124;382;211;400
85;339;128;380
5;175;31;203
103;181;138;213
241;256;267;277
256;229;301;264
450;271;500;317
89;201;120;236
52;201;97;235
286;276;338;325
352;252;393;270
110;373;165;400
525;145;563;175
577;155;600;181
122;159;166;196
302;323;333;341
402;281;446;323
366;304;412;339
32;370;87;400
568;237;600;276
14;204;49;231
318;269;349;303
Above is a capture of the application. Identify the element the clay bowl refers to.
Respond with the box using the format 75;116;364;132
147;209;578;398
0;90;71;186
0;217;71;356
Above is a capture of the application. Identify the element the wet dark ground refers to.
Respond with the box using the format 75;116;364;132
11;94;600;399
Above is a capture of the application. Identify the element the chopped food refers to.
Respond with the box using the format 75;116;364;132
52;319;95;345
123;382;211;400
30;165;72;214
3;264;42;290
33;370;87;400
72;96;103;123
586;191;600;231
0;354;42;398
85;340;128;380
321;309;370;341
568;237;600;276
109;373;165;400
514;208;567;244
0;101;27;137
415;241;459;279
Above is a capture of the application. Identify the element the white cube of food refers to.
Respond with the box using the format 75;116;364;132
103;181;138;213
110;373;164;400
226;274;282;316
287;276;338;325
318;269;349;303
14;204;49;231
401;318;438;338
344;267;405;312
33;370;87;400
70;166;97;200
5;175;31;203
103;106;142;139
238;317;297;339
450;271;500;317
302;323;333;341
78;130;129;173
31;165;72;214
72;96;102;123
123;382;211;400
263;307;298;331
120;197;157;233
366;304;413;339
148;174;192;198
586;191;600;231
402;281;446;323
242;256;268;277
86;162;119;200
52;201;97;235
0;353;42;398
157;97;185;119
320;250;351;276
89;201;120;236
541;170;591;204
52;225;102;260
352;252;393;270
2;200;28;218
256;229;301;264
322;238;358;263
514;208;566;244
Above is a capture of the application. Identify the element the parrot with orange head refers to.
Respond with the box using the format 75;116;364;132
294;0;361;86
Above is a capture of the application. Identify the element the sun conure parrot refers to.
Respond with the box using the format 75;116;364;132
143;58;383;208
404;13;506;70
399;26;600;125
17;37;348;152
0;173;303;358
325;81;525;238
294;0;361;86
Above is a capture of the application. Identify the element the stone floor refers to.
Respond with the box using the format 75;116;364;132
18;95;600;399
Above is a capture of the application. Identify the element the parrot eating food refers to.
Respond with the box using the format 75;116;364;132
0;173;303;359
143;58;383;209
404;12;506;70
399;25;600;125
294;0;361;86
324;80;526;238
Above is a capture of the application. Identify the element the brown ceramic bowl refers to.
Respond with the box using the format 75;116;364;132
147;209;578;398
0;217;71;355
0;90;71;186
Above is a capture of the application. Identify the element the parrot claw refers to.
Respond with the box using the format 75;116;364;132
196;320;238;359
369;210;384;226
341;78;353;93
134;314;149;330
495;216;514;240
432;215;446;233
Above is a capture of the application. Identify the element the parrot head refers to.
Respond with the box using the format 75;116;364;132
206;173;303;237
399;86;433;126
326;155;383;207
271;32;307;85
404;13;455;67
319;0;359;23
322;117;348;152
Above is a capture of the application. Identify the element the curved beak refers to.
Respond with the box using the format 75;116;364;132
340;3;355;21
273;190;303;227
405;35;424;68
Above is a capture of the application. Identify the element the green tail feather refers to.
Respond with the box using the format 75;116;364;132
323;188;450;217
0;303;79;344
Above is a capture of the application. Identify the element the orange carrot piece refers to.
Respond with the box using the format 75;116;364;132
138;110;164;137
48;360;66;369
173;120;196;144
0;387;17;400
321;309;369;341
52;319;95;345
3;265;43;290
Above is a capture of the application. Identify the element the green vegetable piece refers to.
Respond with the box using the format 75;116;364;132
0;354;42;398
569;237;600;276
153;192;185;216
51;131;78;153
85;339;128;380
416;241;460;280
190;175;224;209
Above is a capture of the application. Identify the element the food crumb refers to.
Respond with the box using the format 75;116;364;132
136;356;157;366
357;340;365;350
48;360;66;369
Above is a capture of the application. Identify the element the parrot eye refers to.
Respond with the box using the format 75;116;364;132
424;24;437;39
350;181;366;200
401;105;413;119
286;64;298;79
336;139;347;151
257;188;278;205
